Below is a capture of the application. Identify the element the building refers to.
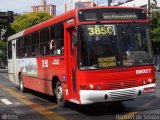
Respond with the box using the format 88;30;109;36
110;0;159;12
65;0;96;12
31;0;56;16
158;1;160;7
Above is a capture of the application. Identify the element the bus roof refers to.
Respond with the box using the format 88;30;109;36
24;9;78;35
8;30;24;41
8;6;146;41
25;6;145;33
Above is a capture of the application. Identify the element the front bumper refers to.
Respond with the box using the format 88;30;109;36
79;83;156;104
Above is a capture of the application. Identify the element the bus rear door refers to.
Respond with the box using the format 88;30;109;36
8;39;17;84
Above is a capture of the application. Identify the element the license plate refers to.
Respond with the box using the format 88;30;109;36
143;87;155;93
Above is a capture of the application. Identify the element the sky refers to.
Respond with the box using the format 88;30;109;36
0;0;105;15
0;0;159;15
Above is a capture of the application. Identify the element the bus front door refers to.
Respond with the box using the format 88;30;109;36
66;28;79;103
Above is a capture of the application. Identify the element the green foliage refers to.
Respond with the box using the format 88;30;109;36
11;12;52;33
0;40;7;64
0;40;7;49
150;12;160;42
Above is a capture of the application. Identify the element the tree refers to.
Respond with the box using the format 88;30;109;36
150;12;160;42
150;11;160;54
0;40;7;66
0;12;52;67
11;11;52;33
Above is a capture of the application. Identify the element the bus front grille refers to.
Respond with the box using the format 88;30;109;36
109;89;136;101
106;80;137;90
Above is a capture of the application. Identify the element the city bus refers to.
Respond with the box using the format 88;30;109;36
8;6;156;107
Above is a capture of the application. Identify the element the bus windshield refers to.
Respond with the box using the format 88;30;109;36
78;23;152;70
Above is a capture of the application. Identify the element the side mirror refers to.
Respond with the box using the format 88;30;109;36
72;32;78;46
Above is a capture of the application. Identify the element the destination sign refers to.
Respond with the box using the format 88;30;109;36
87;25;115;36
78;8;147;22
98;57;116;67
103;12;138;20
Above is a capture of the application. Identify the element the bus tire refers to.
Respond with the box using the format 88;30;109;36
19;75;26;93
55;81;68;107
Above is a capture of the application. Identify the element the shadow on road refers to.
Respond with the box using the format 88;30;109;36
68;102;128;116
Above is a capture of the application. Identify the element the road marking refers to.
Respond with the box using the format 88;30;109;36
13;101;21;105
1;98;12;105
0;84;65;120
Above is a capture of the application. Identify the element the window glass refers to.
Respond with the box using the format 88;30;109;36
8;41;12;59
31;32;39;57
17;37;24;58
78;23;152;70
24;35;30;57
31;32;39;45
40;28;49;56
40;29;49;43
50;23;64;55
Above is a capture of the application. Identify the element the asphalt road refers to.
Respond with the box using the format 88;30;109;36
0;69;160;120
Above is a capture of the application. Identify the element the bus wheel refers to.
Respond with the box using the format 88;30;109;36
19;75;26;93
55;81;67;107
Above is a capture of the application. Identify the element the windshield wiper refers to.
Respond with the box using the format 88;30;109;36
80;66;97;70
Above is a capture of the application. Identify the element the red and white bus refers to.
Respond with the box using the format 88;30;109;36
8;6;156;107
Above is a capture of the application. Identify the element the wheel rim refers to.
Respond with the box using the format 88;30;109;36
57;85;63;101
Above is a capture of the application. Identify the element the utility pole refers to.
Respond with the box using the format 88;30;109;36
0;25;1;40
148;0;151;19
148;0;158;19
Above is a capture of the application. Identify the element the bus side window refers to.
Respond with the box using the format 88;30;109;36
40;44;49;56
17;37;23;58
50;39;58;55
40;28;49;56
8;41;12;59
31;32;39;57
24;35;30;57
50;22;64;56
